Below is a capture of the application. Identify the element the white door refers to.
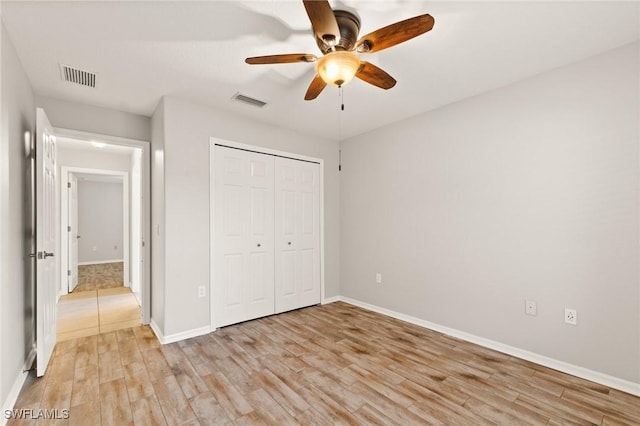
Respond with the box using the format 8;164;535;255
36;108;57;376
68;173;79;292
214;146;275;327
274;157;321;313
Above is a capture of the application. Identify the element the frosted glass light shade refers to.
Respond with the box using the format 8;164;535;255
316;51;361;87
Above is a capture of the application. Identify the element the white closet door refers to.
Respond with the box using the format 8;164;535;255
274;157;321;313
214;146;275;327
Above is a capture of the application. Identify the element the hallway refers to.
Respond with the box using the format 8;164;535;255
57;288;140;342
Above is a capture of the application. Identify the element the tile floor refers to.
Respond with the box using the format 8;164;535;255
57;287;141;342
73;262;124;293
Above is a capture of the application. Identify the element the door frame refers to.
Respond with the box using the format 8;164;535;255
67;173;79;293
60;167;129;296
209;137;326;330
55;128;151;324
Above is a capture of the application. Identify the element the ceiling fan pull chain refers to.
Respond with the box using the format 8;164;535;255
340;86;345;111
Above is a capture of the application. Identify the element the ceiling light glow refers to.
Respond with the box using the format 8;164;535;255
316;51;361;87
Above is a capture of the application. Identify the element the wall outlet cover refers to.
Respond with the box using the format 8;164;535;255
565;308;577;325
525;300;537;316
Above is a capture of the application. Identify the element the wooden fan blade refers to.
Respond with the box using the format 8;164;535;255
245;54;317;65
357;14;435;53
302;0;340;47
355;62;396;90
304;74;327;100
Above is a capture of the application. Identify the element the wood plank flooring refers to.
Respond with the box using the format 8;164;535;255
9;302;640;425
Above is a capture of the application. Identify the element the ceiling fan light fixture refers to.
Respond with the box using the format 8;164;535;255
244;1;435;100
316;51;360;87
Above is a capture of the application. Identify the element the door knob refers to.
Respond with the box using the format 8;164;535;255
76;235;81;239
257;243;261;247
44;251;54;258
287;242;292;246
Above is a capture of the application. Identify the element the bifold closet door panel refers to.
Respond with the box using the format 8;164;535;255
214;146;275;327
274;157;321;314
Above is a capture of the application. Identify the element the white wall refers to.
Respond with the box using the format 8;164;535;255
0;10;4;414
36;96;150;142
152;96;340;337
77;180;124;264
0;19;36;416
150;98;166;331
340;42;640;384
57;145;134;172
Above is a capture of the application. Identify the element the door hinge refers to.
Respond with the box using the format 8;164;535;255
67;270;71;276
67;226;71;232
67;182;71;188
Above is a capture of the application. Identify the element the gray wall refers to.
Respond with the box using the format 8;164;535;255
152;96;340;336
0;20;35;411
340;42;639;383
77;181;124;264
36;96;151;142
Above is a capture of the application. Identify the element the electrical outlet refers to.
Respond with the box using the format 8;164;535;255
375;273;382;284
525;300;537;316
564;308;577;325
198;286;206;298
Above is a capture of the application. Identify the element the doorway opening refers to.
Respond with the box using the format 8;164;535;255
56;133;149;341
67;171;128;293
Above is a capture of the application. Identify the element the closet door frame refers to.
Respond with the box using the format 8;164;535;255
209;138;325;330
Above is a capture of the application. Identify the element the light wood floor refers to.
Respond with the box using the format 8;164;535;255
57;287;140;341
11;302;640;425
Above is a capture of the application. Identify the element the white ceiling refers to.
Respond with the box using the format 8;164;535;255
2;1;638;141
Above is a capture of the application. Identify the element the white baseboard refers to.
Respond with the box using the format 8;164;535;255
1;346;37;426
77;259;124;266
150;320;212;345
339;296;640;397
322;295;340;304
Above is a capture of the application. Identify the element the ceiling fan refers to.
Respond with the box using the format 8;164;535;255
245;0;435;101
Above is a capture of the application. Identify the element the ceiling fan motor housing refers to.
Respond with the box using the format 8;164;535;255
317;10;361;53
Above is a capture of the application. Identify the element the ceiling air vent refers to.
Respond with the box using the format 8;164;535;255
232;92;267;108
59;64;97;88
